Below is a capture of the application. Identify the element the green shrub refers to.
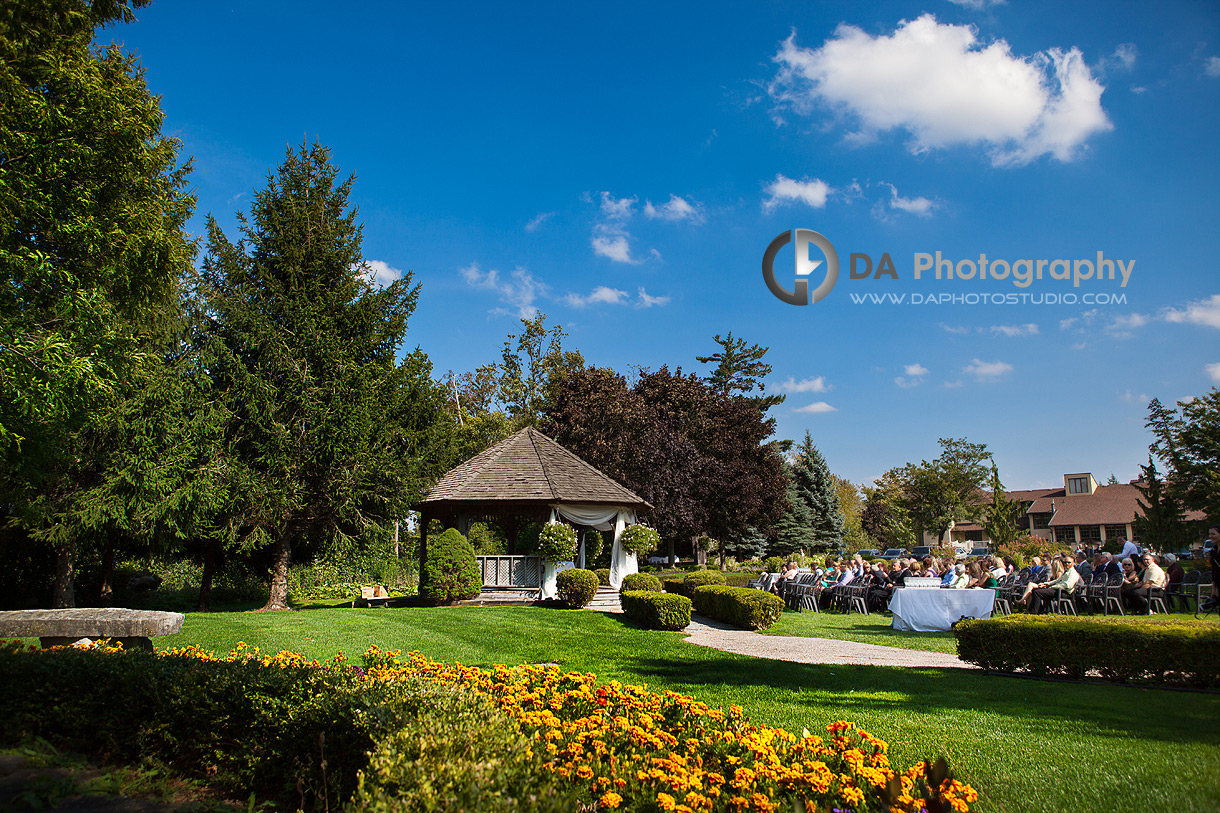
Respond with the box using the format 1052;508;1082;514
763;556;785;573
954;615;1220;688
619;524;660;556
723;572;751;588
537;523;578;564
421;528;481;605
692;585;784;630
620;572;662;592
621;590;692;630
682;569;726;595
593;568;611;586
352;683;576;812
661;575;686;595
555;568;598;608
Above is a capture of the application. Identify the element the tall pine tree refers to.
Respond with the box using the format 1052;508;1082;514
771;459;816;555
1133;456;1188;552
790;432;847;552
201;143;442;610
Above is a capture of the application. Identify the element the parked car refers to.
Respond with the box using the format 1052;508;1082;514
967;547;989;558
856;549;881;559
911;546;932;558
880;548;906;560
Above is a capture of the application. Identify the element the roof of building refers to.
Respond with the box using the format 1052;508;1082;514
419;426;651;509
1005;488;1062;504
1028;482;1143;527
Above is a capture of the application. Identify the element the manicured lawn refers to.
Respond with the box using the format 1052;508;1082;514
157;604;1220;813
765;607;958;653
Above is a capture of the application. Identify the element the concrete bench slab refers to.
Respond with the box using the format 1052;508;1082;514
0;608;185;651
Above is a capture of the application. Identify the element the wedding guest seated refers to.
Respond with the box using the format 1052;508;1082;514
988;557;1007;580
1028;556;1046;580
772;561;800;594
1073;551;1093;581
948;563;970;589
1130;553;1167;612
1119;557;1140;606
1025;558;1080;614
940;563;957;587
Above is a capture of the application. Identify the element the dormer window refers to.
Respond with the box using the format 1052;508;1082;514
1067;476;1090;494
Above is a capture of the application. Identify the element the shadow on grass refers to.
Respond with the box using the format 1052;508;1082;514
614;649;1220;748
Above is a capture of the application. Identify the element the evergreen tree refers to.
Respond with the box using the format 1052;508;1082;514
1;0;196;605
770;460;816;555
791;432;847;552
1133;456;1188;552
696;332;785;412
982;463;1022;549
201;143;443;610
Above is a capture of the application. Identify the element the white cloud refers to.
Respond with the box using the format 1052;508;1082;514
769;14;1112;167
598;192;636;220
591;234;641;264
762;174;833;212
1206;363;1220;383
779;375;830;393
904;363;929;376
460;262;547;318
1111;43;1138;71
1119;389;1150;404
363;260;404;288
564;285;629;308
1059;317;1077;330
644;194;705;224
894;377;921;389
635;287;670;308
880;182;936;217
990;323;1039;337
963;358;1013;379
525;212;555;232
946;0;1004;8
938;322;971;335
794;401;837;414
1205;57;1220;78
1162;294;1220;329
942;380;965;389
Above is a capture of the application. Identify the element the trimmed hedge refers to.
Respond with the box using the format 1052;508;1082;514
621;590;692;630
620;572;663;592
692;585;784;630
664;570;727;598
420;528;481;605
954;615;1220;688
594;568;611;586
723;572;751;588
555;568;599;608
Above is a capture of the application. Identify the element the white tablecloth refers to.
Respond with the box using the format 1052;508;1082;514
888;588;995;632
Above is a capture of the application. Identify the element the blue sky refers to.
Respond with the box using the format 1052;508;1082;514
110;0;1220;489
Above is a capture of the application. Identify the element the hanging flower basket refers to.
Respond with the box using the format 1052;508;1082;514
537;522;579;564
619;524;660;556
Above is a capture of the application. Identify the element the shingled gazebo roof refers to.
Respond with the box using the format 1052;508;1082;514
417;426;651;511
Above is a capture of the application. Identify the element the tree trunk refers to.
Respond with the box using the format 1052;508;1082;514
98;535;116;606
262;534;292;611
52;542;76;608
667;537;675;568
197;540;217;612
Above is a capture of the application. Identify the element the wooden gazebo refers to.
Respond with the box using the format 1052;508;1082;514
413;426;652;592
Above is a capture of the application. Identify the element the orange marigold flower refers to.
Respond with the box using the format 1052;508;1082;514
657;792;677;810
599;791;623;808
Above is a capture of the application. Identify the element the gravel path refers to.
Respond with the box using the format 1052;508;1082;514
682;616;975;669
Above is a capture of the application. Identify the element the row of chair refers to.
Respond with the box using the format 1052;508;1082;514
992;567;1215;617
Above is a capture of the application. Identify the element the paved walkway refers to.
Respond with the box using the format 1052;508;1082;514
681;616;975;669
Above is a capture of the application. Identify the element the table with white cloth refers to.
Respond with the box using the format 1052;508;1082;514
888;588;995;632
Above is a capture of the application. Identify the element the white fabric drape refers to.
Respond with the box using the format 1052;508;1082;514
548;503;638;589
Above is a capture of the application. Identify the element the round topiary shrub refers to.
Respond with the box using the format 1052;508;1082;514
620;572;662;593
421;528;481;605
594;568;611;586
680;569;726;597
619;524;660;556
555;568;599;608
763;556;785;573
538;522;579;564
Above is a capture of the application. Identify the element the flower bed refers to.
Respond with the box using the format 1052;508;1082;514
363;648;977;812
0;640;977;813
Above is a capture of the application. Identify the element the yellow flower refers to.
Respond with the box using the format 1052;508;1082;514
599;791;623;808
657;792;677;810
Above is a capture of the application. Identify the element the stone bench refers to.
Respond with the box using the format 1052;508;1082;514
0;608;185;651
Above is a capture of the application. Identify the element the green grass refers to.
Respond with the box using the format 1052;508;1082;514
152;604;1220;813
764;608;958;653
